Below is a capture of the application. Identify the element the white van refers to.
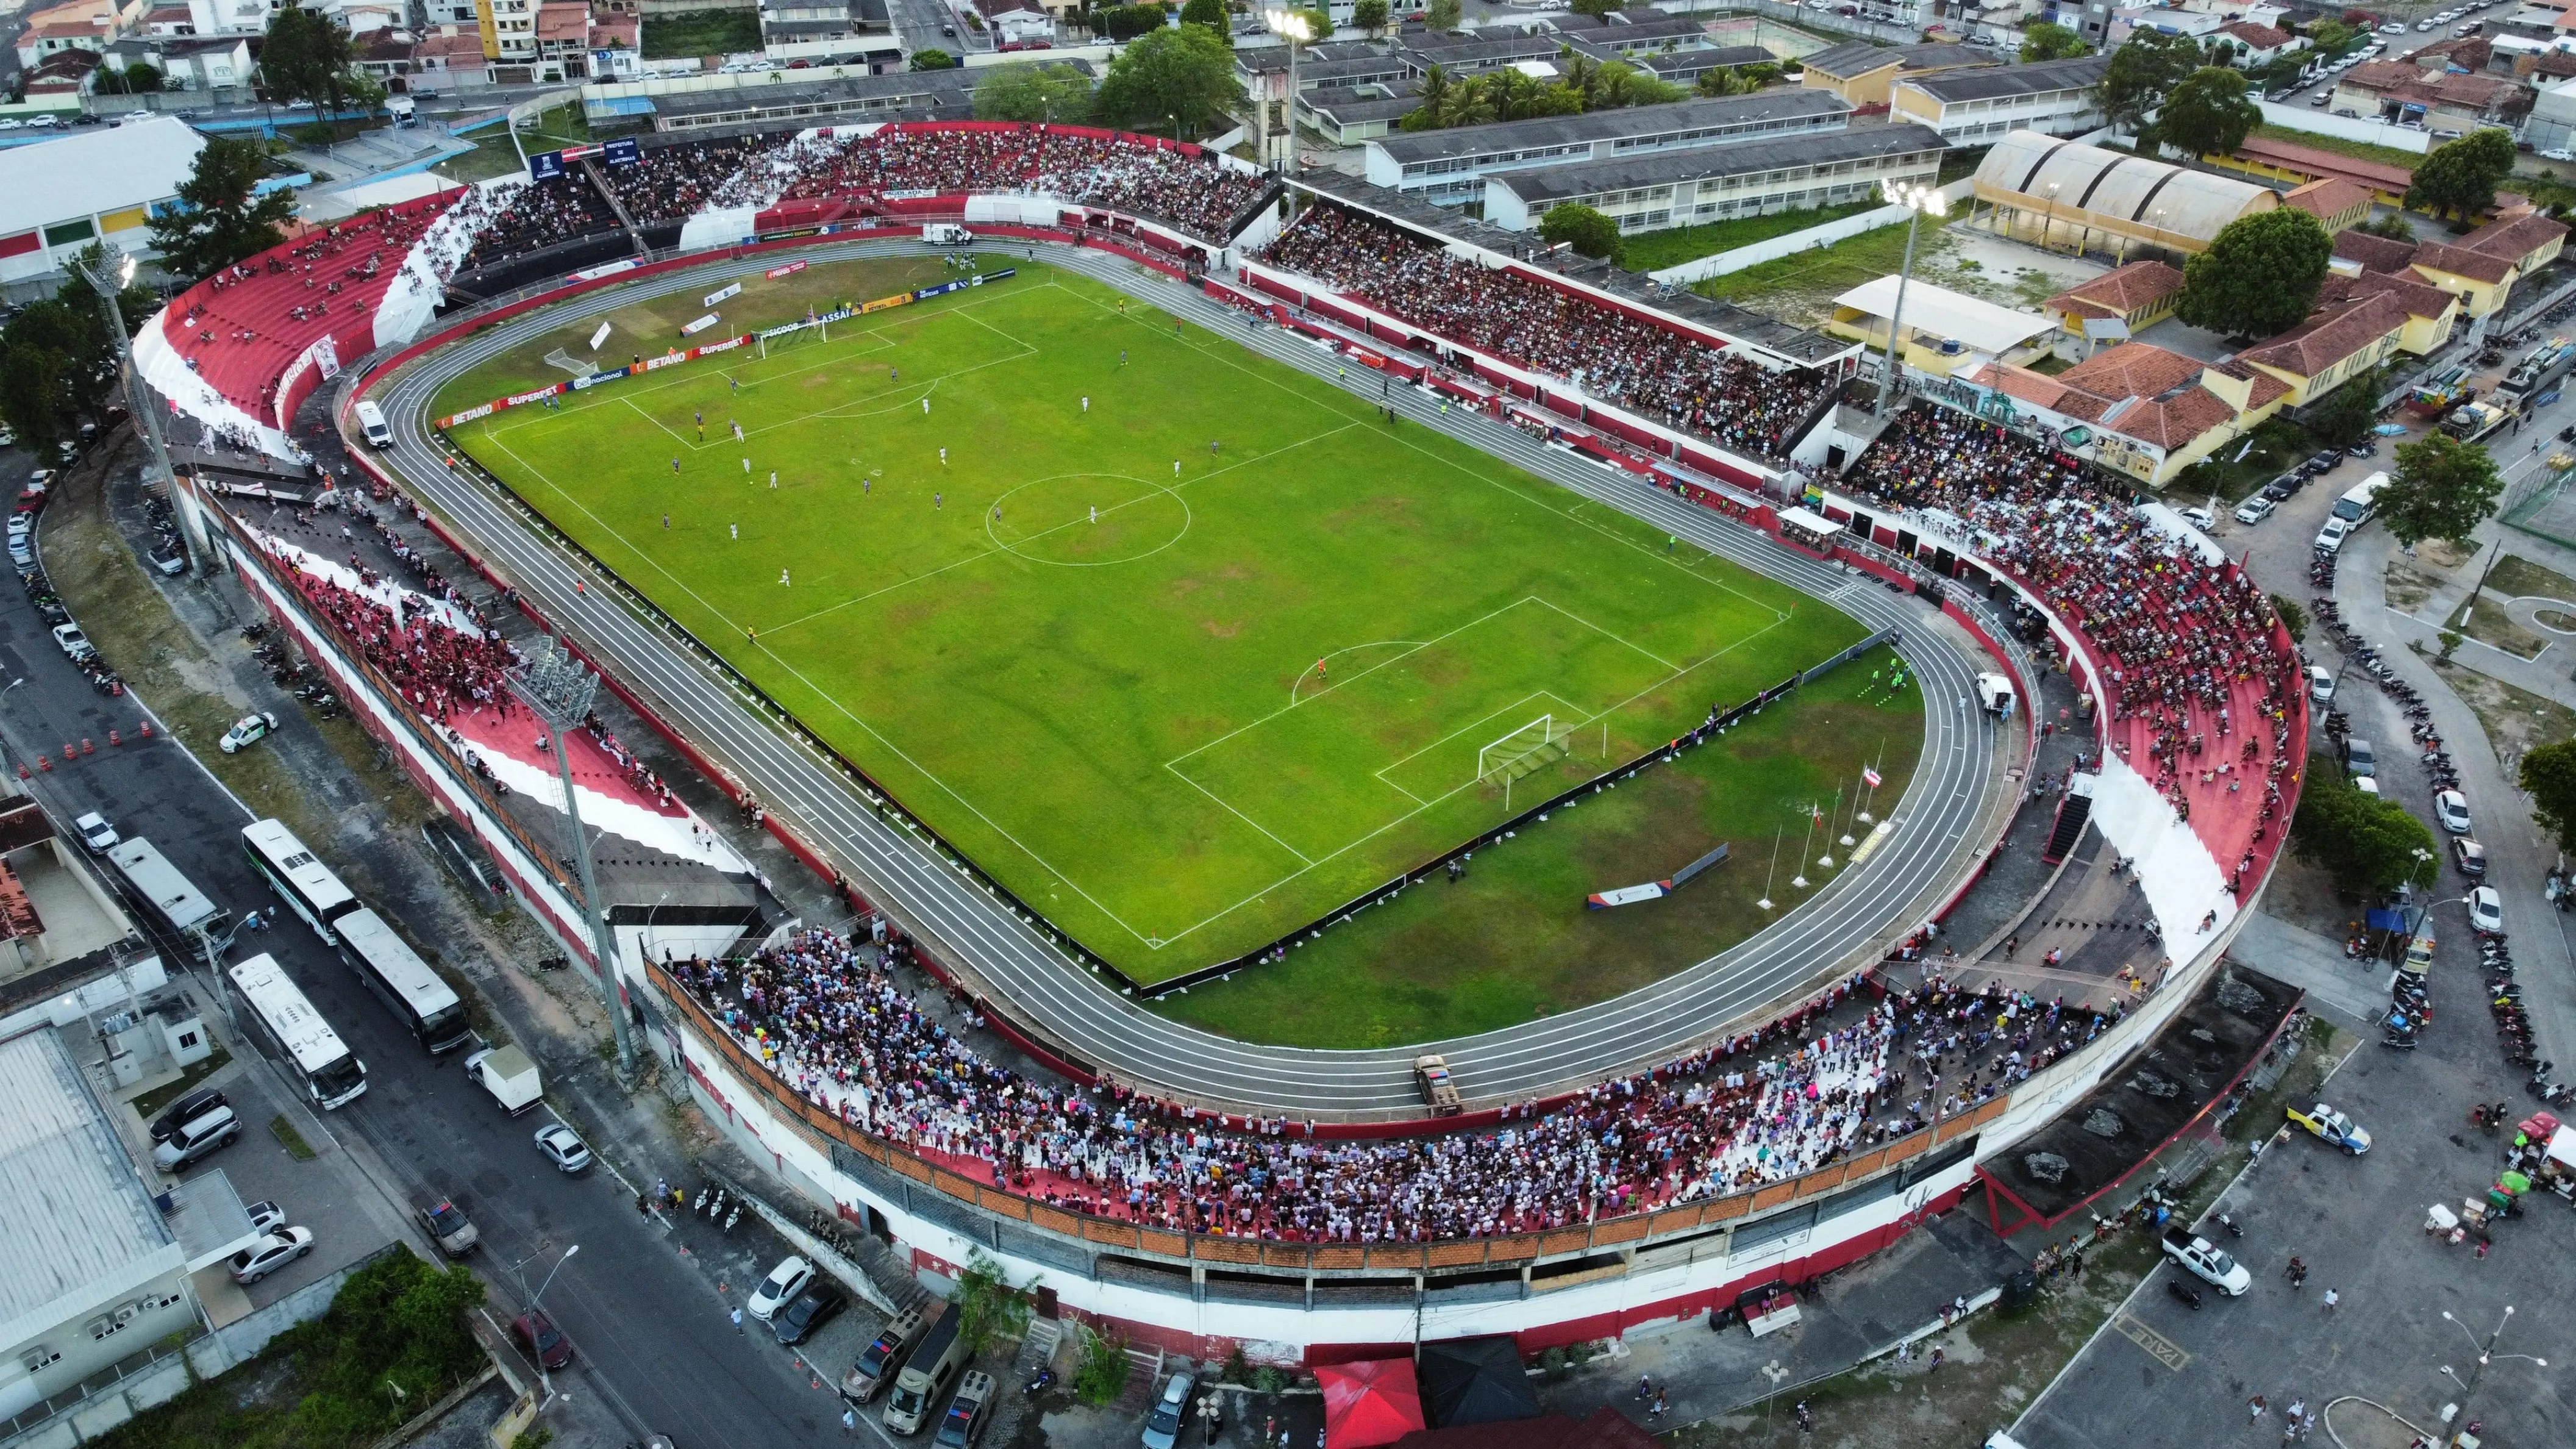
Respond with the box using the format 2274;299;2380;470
2332;472;2388;527
354;399;393;449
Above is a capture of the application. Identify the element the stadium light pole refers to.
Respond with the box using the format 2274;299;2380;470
1263;9;1311;171
1873;180;1949;421
69;243;205;581
506;637;637;1078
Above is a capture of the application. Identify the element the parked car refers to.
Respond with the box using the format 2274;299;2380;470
2288;1102;2372;1154
771;1283;847;1345
1141;1372;1197;1449
512;1309;574;1370
418;1197;479;1257
245;1199;285;1236
2316;517;2353;554
51;623;93;661
2471;884;2504;932
2234;496;2277;524
2435;789;2472;834
229;1226;315;1284
73;811;118;851
219;711;279;753
150;1086;227;1143
2178;504;2217;531
152;1101;239;1168
748;1256;814;1321
2452;837;2487;877
533;1122;593;1173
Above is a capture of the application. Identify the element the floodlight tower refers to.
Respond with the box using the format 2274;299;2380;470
505;637;637;1077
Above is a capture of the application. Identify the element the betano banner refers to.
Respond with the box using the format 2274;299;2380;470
432;270;1018;429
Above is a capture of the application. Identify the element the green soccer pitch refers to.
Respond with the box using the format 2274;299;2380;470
441;260;1871;983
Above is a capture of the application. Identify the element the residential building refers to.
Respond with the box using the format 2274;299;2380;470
474;0;535;66
758;0;893;56
2236;288;2410;404
2068;0;2118;47
312;0;404;34
1796;40;1994;108
644;61;986;130
411;24;492;89
1955;342;2293;485
2040;260;2186;355
0;116;202;284
969;0;1050;47
2279;177;2373;235
354;27;416;85
1889;54;2112;145
1481;124;1947;235
2211;20;2301;66
23;50;106;104
102;32;251;90
2330;58;2529;132
532;1;587;79
2330;212;2571;318
1363;90;1852;207
1971;129;2280;259
421;0;477;25
16;0;126;70
180;0;273;33
1299;82;1421;145
2525;74;2576;154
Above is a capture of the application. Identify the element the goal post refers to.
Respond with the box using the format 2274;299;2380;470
1477;714;1575;807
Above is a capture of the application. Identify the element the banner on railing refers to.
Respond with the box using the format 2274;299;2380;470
437;334;751;427
681;312;722;336
704;282;743;308
765;260;808;280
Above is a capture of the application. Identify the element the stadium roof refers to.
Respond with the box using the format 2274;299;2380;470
1370;90;1849;166
1835;274;2053;355
0;1031;179;1345
0;115;203;240
1487;124;1947;205
1900;54;2112;104
651;64;977;120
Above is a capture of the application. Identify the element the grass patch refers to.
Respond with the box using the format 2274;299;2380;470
130;1045;234;1122
269;1114;317;1160
642;7;762;58
92;1249;483;1449
1693;216;1955;325
2447;595;2549;659
2486;553;2576;604
443;262;1866;982
1616;199;1885;274
2430;657;2576;762
2166;418;2319;503
2250;123;2430;175
2024;352;2072;376
430;103;590;186
1153;665;1923;1046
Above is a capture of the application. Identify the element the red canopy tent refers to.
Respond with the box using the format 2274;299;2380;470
1319;1359;1428;1449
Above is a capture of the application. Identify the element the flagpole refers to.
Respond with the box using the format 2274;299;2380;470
1858;743;1883;824
1817;790;1841;869
1791;804;1815;889
1759;827;1781;911
1839;775;1860;847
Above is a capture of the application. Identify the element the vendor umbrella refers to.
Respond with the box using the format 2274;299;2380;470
1318;1358;1427;1449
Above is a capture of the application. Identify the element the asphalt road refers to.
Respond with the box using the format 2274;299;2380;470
365;238;2008;1116
0;442;864;1449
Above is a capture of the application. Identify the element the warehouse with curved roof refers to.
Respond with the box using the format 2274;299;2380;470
1971;130;2278;259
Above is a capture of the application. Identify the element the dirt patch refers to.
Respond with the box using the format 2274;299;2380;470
2486;553;2576;603
2537;607;2576;632
2418;537;2475;570
2383;559;2444;617
2430;657;2576;768
2446;598;2549;660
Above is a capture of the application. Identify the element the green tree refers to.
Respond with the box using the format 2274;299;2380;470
260;2;360;123
972;61;1096;122
1101;3;1168;40
2269;594;2308;642
1539;202;1623;265
1426;0;1461;32
954;1251;1035;1358
1403;63;1451;131
2096;30;2205;134
1072;1324;1130;1406
1352;0;1388;35
2407;128;2518;221
149;134;297;281
2308;18;2355;52
1571;0;1619;16
2522;739;2576;853
2176;207;2331;338
2352;210;2416;242
1697;64;1756;97
2020;21;2091;62
910;48;958;69
2292;771;2441;897
2302;365;2386;448
2150;66;2260;157
0;344;68;460
1179;0;1229;34
99;60;163;95
2382;432;2503;546
1299;5;1332;38
1094;23;1243;138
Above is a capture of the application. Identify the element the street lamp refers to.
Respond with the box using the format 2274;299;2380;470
2437;1305;2548;1433
505;638;637;1078
68;243;205;580
1263;8;1312;170
529;1243;580;1311
1873;179;1949;420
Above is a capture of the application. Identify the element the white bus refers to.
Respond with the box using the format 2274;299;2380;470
335;907;471;1053
107;837;235;952
229;953;368;1109
241;818;362;943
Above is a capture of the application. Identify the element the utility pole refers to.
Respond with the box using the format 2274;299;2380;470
69;244;207;579
505;638;637;1078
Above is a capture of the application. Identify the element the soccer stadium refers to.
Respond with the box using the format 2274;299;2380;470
133;118;2307;1359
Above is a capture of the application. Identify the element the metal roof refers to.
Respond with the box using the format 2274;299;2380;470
1799;40;1994;78
1902;54;2113;103
0;115;203;240
0;1031;176;1338
1489;123;1948;204
1370;90;1850;165
1975;130;2275;245
1834;274;2055;354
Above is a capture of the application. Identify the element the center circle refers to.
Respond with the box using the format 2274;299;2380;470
988;473;1190;567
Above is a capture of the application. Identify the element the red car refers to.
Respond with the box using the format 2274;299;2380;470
512;1309;574;1370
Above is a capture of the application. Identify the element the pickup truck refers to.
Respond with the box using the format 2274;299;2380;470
465;1044;543;1115
418;1197;480;1257
2160;1228;2250;1295
2287;1103;2372;1154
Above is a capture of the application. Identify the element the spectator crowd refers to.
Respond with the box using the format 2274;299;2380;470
460;171;626;273
1257;206;1832;459
668;929;2129;1242
755;125;1268;242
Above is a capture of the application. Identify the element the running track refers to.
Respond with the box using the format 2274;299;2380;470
366;238;2008;1117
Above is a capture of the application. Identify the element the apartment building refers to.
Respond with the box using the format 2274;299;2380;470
1482;123;1946;235
1891;54;2112;145
1363;90;1852;206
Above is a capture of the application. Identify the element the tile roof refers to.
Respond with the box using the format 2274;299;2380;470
2058;340;2206;401
2325;268;2458;322
2232;134;2416;193
2332;227;2421;273
2463;212;2571;263
2239;290;2411;378
2283;177;2374;223
2413;239;2516;284
2045;259;2185;321
2216;21;2292;47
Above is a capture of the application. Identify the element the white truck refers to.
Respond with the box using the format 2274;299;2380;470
2160;1227;2251;1295
1974;672;2016;718
464;1044;542;1115
922;223;974;246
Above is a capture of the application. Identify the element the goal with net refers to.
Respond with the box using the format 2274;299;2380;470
1477;714;1575;803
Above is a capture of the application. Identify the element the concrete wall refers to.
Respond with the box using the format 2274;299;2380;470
2249;100;2432;154
1647;175;1975;285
